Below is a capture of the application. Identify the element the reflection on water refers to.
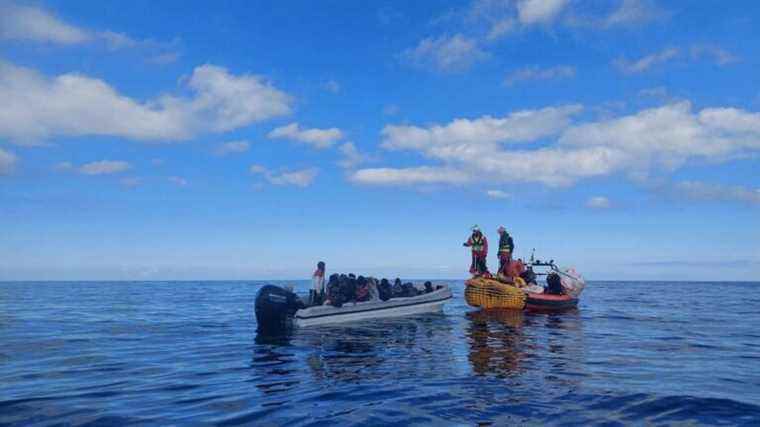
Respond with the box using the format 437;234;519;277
466;309;526;378
252;313;458;392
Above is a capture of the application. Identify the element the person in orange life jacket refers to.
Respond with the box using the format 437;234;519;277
463;226;489;276
497;227;514;277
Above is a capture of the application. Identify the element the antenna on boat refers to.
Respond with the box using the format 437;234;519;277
530;248;535;263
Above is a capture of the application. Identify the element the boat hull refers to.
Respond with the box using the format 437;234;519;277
525;293;578;311
295;287;452;327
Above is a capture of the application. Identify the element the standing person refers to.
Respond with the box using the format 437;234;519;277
311;261;326;305
497;227;515;277
463;226;489;276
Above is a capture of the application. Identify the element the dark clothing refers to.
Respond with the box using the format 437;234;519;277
498;233;514;254
470;252;488;275
546;273;564;295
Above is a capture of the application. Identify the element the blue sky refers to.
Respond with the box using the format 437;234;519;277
1;0;758;281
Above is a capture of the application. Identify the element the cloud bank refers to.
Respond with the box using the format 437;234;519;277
0;61;292;144
352;102;760;189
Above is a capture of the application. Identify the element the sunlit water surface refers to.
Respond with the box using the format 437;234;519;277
1;281;759;426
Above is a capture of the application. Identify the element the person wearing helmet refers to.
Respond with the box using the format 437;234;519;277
463;225;489;276
497;227;514;278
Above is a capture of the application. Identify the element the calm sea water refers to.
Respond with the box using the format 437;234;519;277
1;280;759;426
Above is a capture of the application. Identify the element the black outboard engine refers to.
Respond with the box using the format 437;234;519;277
255;285;304;333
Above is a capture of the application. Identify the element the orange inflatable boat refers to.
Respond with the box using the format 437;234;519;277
525;292;578;311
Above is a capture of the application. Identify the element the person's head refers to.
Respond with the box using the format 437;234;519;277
394;278;401;286
497;226;505;235
317;261;325;272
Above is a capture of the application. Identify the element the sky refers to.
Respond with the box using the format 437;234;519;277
0;0;759;281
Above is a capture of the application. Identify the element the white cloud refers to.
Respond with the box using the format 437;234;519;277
516;0;569;25
0;2;179;59
614;47;679;74
586;196;611;209
504;65;576;86
614;44;736;75
698;107;760;134
603;0;666;28
381;104;583;151
486;18;517;40
250;165;319;187
672;181;760;205
98;30;138;50
337;142;369;169
0;61;292;144
690;44;738;66
322;80;340;93
560;102;760;166
267;123;343;149
455;0;665;49
79;160;131;175
168;176;188;186
215;140;250;156
357;101;760;189
0;2;91;44
401;34;489;72
0;148;18;175
486;189;510;199
268;168;319;187
350;167;471;186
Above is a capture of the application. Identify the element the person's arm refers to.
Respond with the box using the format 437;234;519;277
463;237;472;247
482;236;488;254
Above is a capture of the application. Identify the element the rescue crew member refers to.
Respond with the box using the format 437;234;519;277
464;226;489;276
497;227;514;277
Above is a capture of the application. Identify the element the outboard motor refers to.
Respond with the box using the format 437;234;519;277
255;285;304;333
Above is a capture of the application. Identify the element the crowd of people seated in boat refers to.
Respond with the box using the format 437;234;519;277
310;262;439;307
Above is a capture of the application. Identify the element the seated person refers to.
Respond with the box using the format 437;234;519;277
545;273;564;295
402;282;419;297
355;276;371;302
378;278;392;301
392;278;404;297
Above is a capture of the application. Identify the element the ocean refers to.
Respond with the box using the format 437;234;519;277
1;280;759;426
